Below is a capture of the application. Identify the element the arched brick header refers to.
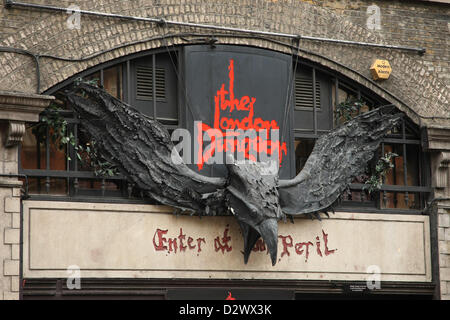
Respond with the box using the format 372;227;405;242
0;0;448;127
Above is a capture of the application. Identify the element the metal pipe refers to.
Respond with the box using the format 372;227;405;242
2;30;446;121
0;46;41;93
5;0;426;55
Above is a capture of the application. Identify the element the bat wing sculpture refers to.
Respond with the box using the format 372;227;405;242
66;83;401;266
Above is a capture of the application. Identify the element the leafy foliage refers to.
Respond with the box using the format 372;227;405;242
334;98;365;124
76;140;118;177
364;152;398;193
74;77;99;87
30;78;118;177
31;102;75;153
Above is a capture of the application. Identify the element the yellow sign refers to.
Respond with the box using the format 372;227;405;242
370;59;392;80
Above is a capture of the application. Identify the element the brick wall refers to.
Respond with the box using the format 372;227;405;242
0;0;448;127
438;206;450;299
311;0;450;86
0;0;449;299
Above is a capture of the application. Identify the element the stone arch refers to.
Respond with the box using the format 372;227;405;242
0;0;448;127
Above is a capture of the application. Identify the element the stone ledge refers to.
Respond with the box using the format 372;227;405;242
0;91;54;123
0;178;22;188
424;127;450;152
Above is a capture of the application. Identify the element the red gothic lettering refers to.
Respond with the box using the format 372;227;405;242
295;241;313;262
178;228;187;252
278;235;293;257
153;228;168;251
197;59;288;170
315;236;323;257
153;228;207;254
168;238;177;253
214;226;232;253
187;236;196;250
196;238;206;252
252;239;267;252
322;230;336;256
152;227;337;261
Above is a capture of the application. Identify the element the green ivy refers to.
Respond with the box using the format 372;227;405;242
334;98;365;124
31;79;118;177
77;140;119;177
364;152;398;194
31;102;75;153
74;77;99;87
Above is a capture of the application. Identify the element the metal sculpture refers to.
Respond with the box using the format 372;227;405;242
66;83;401;266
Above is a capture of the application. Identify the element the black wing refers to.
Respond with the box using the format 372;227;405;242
65;84;226;215
278;107;401;216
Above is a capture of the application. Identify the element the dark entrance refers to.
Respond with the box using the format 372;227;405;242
21;279;434;300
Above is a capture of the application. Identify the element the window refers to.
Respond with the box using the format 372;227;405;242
19;46;431;212
19;49;179;201
293;66;333;135
129;52;179;124
337;117;430;212
292;62;431;212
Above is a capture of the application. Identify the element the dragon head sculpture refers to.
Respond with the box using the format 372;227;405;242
226;156;283;266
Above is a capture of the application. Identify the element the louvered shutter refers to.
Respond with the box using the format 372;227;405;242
136;65;166;101
294;75;321;110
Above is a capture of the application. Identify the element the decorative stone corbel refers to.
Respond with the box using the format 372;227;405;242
424;127;450;152
436;151;450;190
5;121;26;148
0;90;53;148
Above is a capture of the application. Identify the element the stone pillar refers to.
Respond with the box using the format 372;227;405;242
427;127;450;300
435;152;450;300
0;91;53;300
